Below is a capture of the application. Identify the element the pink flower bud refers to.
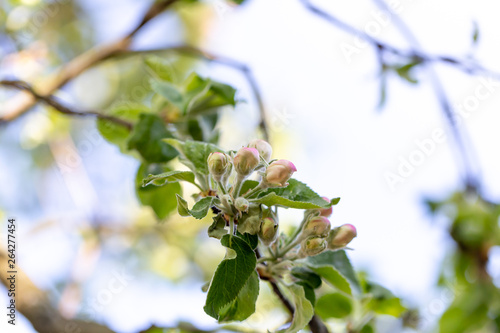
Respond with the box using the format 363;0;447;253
303;216;331;238
248;139;272;162
299;236;327;257
207;152;231;182
258;217;278;246
327;224;357;250
263;159;297;187
233;147;260;177
319;197;333;217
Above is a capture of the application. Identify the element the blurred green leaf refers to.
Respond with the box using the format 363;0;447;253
305;250;361;294
315;292;353;319
142;170;198;188
291;267;322;289
145;56;177;83
310;266;352;295
278;284;314;333
164;139;224;175
128;114;178;163
208;215;228;239
136;163;181;219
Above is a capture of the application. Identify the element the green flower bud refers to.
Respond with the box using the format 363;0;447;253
299;236;327;257
233;147;260;177
248;139;273;162
263;159;297;188
207;152;231;182
258;217;279;246
235;197;249;213
302;216;331;238
327;224;357;250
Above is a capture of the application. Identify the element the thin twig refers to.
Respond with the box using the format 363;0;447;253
0;0;180;123
0;80;133;129
299;0;500;81
300;0;483;191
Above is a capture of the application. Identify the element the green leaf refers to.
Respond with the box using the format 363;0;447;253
175;195;215;220
239;180;260;196
310;266;352;295
204;234;257;320
364;281;406;317
136;163;181;219
127;114;178;163
315;292;353;319
96;104;146;150
175;194;190;217
183;73;236;115
144;55;177;83
150;79;184;110
395;60;421;84
142;170;197;187
218;271;259;322
278;284;314;333
190;197;215;219
163;139;224;175
254;179;340;209
305;250;361;294
296;282;316;306
208;215;228;239
291;267;322;289
237;231;259;250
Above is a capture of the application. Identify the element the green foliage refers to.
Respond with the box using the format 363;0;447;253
218;271;260;322
278;284;314;333
254;179;340;209
164;139;223;177
142;170;197;187
136;163;181;219
175;195;216;219
315;292;353;319
305;250;361;294
204;234;257;320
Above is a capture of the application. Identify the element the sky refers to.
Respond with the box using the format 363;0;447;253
1;0;500;332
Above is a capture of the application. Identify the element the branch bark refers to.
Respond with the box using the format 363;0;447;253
0;0;180;123
0;80;133;129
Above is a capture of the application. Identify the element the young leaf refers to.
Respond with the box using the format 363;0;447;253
218;271;259;322
175;195;216;220
150;79;184;111
136;163;181;220
310;266;352;295
142;170;198;187
127;114;178;163
237;231;259;250
291;267;322;289
305;250;361;294
208;215;228;239
204;234;257;320
254;179;340;209
315;292;353;319
278;284;314;333
163;139;224;174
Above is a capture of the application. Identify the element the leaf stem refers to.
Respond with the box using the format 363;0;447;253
216;180;227;195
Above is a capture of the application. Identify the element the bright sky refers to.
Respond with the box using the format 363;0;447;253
1;0;500;332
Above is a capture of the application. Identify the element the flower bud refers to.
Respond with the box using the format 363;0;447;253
327;224;357;250
233;147;260;177
319;197;333;217
263;159;297;188
302;216;331;238
258;217;279;246
299;236;327;257
207;152;231;182
248;139;272;162
235;197;249;213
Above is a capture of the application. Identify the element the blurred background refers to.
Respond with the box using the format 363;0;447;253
1;0;500;332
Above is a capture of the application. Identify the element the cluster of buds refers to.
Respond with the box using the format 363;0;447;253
298;197;357;257
207;139;296;246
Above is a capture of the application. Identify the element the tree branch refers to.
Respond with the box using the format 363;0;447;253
0;0;180;123
0;247;115;333
300;0;484;191
0;80;133;129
